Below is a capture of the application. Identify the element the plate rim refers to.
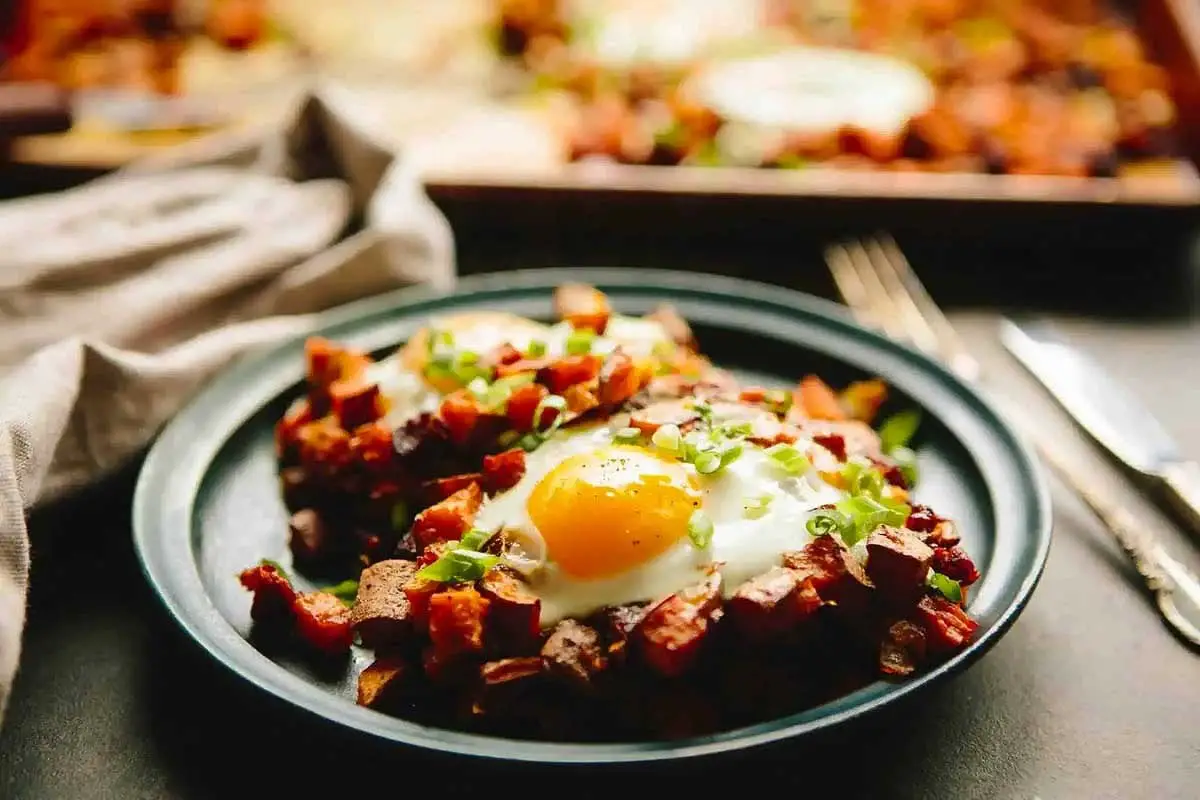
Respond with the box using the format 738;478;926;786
132;267;1052;764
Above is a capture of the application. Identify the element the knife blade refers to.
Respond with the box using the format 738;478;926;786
1000;317;1200;539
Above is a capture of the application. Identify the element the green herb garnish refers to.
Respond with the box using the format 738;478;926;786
261;559;289;580
891;445;919;487
743;494;773;519
834;495;912;546
765;443;811;475
390;501;409;532
841;459;885;499
565;328;595;355
806;511;849;538
879;409;921;453
687;509;714;549
484;373;536;411
527;339;548;357
533;394;567;436
651;423;683;454
613;427;643;444
322;579;359;606
927;571;963;603
764;389;793;416
416;549;501;584
460;527;493;551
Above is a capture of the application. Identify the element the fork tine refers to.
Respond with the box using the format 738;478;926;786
861;237;943;358
833;240;911;343
824;243;880;329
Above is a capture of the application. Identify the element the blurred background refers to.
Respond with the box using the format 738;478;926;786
1;0;1197;307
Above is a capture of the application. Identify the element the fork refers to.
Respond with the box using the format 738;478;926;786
825;235;1200;650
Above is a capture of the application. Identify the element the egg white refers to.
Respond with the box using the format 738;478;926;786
475;416;846;627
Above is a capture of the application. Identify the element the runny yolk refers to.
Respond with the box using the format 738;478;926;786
525;445;702;580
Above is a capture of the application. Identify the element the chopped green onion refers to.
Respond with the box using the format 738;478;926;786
806;511;848;538
260;558;289;580
927;572;963;603
717;420;753;437
765;443;811;475
467;376;490;400
533;394;567;435
764;389;793;416
652;423;683;454
614;427;643;444
417;549;501;584
687;509;714;549
691;400;713;423
389;501;409;532
891;446;919;488
322;579;359;606
497;429;522;449
484;373;535;410
527;339;547;357
460;528;492;550
566;328;595;355
835;495;911;546
518;433;543;452
842;460;884;499
879;409;921;453
428;329;455;359
718;441;744;469
743;494;773;519
694;451;722;475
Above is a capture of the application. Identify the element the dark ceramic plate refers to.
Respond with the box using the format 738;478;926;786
132;268;1051;764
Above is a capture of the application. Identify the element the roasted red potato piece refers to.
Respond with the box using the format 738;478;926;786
238;562;297;624
538;354;603;394
411;482;482;549
879;620;928;678
428;587;491;658
541;619;607;689
351;559;418;649
357;657;416;709
479;568;541;649
728;566;822;642
554;283;612;334
645;304;696;349
633;572;724;677
782;534;873;608
505;382;550;431
915;594;979;652
293;591;354;654
330;381;384;431
931;545;980;586
796;375;847;421
482;449;526;494
865;526;935;599
287;509;336;566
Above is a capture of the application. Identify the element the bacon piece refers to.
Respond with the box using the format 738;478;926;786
866;526;935;600
479;568;541;650
796;375;847;421
505;383;549;431
305;337;370;415
411;482;482;548
438;390;483;446
485;342;524;369
421;473;483;504
633;572;723;677
628;399;701;436
482;448;526;494
538;354;602;394
541;619;607;689
330;381;384;431
728;566;822;641
597;348;642;406
931;546;980;586
292;591;354;654
645;303;696;349
357;657;416;709
238;562;297;624
879;620;928;677
914;594;978;652
428;587;491;658
813;433;847;462
351;559;419;649
554;283;612;334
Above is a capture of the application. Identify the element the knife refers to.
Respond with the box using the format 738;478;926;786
1000;317;1200;539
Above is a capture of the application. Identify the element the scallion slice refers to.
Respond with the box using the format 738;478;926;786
687;509;714;549
743;494;773;518
891;445;919;488
879;409;921;453
927;571;963;603
416;549;501;584
527;339;548;357
533;394;567;435
566;328;595;355
651;423;683;454
459;528;492;551
766;443;810;475
693;451;722;475
613;427;643;444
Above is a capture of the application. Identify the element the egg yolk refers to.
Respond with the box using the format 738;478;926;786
526;445;702;580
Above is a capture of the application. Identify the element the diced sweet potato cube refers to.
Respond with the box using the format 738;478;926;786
351;559;418;649
866;526;935;599
628;399;701;436
598;348;642;406
728;566;822;641
439;390;483;445
541;619;606;689
305;337;370;414
479;568;541;649
357;657;415;709
794;375;847;421
292;591;353;654
428;587;491;658
633;572;723;677
914;594;978;652
288;509;336;566
538;354;602;394
505;383;549;431
276;400;313;459
475;657;547;715
839;379;888;424
645;304;696;349
495;358;553;380
563;380;600;415
238;562;297;624
294;417;353;475
554;283;612;334
401;575;440;631
482;449;526;494
931;545;980;586
411;482;482;549
421;473;483;504
348;420;396;476
879;620;927;677
331;381;384;431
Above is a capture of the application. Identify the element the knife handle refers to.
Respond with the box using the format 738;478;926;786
1159;460;1200;540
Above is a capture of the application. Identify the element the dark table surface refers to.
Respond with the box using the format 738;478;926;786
2;205;1200;799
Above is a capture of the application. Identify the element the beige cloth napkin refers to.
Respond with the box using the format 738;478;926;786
0;91;456;722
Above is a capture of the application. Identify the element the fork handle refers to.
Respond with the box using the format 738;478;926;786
1159;460;1200;542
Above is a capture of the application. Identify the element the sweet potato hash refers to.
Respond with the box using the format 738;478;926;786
241;284;980;740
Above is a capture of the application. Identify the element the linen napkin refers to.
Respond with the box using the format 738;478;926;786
0;90;456;722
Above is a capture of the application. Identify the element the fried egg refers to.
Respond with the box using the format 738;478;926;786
474;410;845;626
364;311;675;426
